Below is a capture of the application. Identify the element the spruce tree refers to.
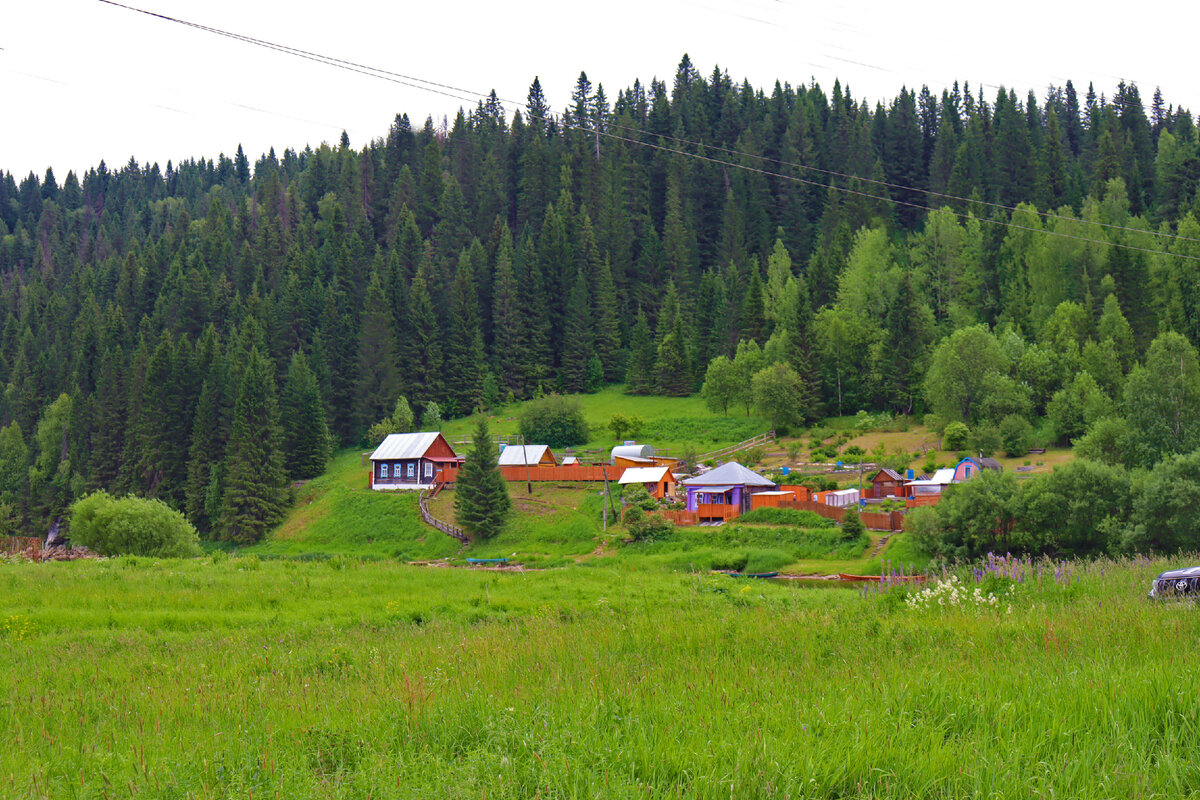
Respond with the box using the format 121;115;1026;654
280;351;331;480
218;348;287;543
625;311;657;394
354;272;401;433
561;269;594;392
490;233;522;396
443;254;486;416
453;416;510;539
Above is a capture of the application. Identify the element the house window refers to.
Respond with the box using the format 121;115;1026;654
965;466;972;478
406;462;415;478
424;462;433;478
380;463;389;479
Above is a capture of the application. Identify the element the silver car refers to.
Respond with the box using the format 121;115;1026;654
1149;566;1200;599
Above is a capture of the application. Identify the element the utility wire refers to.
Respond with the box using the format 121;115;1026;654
97;0;1200;262
98;0;1199;248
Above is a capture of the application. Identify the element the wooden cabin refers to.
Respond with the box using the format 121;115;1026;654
618;466;677;499
497;444;557;467
369;432;463;490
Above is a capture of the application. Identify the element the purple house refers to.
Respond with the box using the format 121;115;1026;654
680;462;777;518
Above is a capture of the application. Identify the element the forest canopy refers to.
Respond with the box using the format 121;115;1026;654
2;57;1199;539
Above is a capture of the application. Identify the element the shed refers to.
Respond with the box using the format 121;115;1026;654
369;432;463;491
870;468;906;498
905;468;955;497
618;466;677;499
680;461;777;517
497;444;557;467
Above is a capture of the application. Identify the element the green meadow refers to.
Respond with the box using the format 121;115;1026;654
440;385;770;455
4;554;1200;799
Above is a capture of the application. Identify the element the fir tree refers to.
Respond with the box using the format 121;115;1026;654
218;348;287;543
625;311;657;395
354;272;401;434
280;351;331;480
453;416;510;539
443;254;486;416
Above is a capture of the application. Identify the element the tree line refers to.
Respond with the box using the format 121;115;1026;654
0;55;1199;539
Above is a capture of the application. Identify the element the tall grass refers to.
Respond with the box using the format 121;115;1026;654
3;556;1198;797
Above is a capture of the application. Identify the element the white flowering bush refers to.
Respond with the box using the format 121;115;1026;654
905;575;1014;613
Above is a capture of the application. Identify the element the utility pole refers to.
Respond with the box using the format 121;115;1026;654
520;433;532;495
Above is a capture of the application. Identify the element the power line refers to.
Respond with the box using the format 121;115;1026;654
96;0;1200;263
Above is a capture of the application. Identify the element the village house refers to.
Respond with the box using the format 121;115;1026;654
952;456;1003;482
369;432;463;491
497;444;557;467
680;462;777;520
618;466;677;499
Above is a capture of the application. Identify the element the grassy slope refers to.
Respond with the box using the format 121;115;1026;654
3;555;1195;798
249;449;459;560
440;385;770;455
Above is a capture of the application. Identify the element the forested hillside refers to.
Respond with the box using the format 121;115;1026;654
2;56;1199;540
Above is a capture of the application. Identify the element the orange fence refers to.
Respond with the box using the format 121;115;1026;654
499;465;625;482
766;499;905;532
906;495;941;508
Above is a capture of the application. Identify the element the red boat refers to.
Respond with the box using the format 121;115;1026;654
838;573;926;582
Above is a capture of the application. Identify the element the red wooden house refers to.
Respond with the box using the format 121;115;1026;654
369;432;463;490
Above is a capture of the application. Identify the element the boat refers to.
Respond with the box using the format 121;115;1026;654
838;573;926;582
721;570;779;579
465;557;509;564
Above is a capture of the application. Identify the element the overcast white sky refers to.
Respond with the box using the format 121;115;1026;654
4;0;1198;179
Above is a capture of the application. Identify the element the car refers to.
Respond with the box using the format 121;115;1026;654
1149;566;1200;599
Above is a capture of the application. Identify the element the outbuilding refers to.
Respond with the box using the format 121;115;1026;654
497;444;557;467
618;466;677;499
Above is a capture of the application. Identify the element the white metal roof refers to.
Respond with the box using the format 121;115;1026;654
612;444;655;460
682;461;776;488
618;466;672;485
497;444;553;466
907;469;954;486
369;432;443;461
829;488;860;497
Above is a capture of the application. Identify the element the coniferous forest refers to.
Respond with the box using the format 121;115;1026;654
3;56;1200;541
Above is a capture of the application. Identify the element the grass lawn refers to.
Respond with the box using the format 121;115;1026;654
3;554;1197;798
245;449;460;561
440;385;770;456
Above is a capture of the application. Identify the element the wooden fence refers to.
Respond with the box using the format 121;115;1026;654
499;465;625;483
417;486;468;544
1;536;43;560
772;498;905;532
696;430;775;464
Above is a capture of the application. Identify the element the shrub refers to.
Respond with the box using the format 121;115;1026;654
69;491;201;558
518;395;589;449
998;414;1034;458
943;421;970;451
623;505;673;542
737;507;835;528
968;424;1002;458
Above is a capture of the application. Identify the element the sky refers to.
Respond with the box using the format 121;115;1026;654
4;0;1199;179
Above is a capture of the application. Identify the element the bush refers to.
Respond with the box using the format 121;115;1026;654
69;491;201;558
737;507;836;528
623;505;673;542
998;414;1034;458
840;506;866;541
518;395;589;449
968;424;1002;458
943;421;970;451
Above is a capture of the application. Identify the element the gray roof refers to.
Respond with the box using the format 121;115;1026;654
497;444;553;466
682;461;776;488
980;457;1003;472
874;468;904;481
370;432;444;461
